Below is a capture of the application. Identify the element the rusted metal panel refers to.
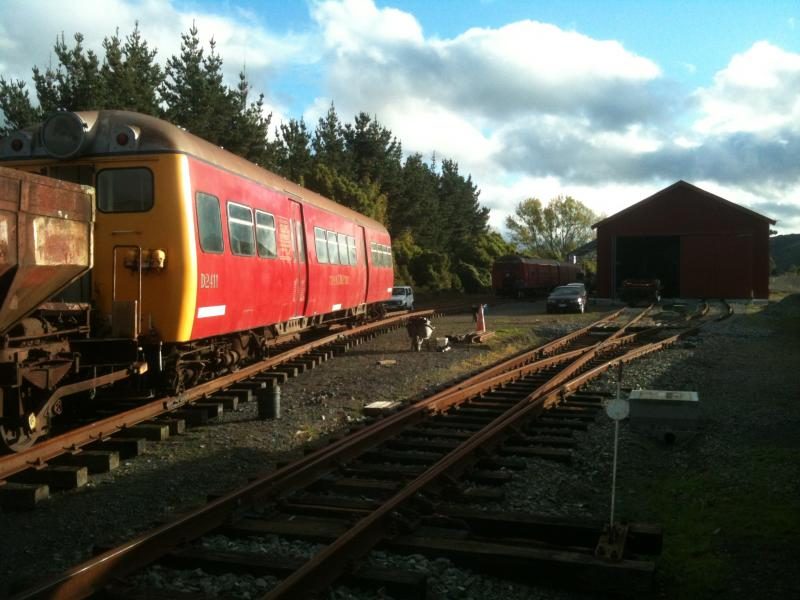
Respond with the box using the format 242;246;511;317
0;166;94;333
594;181;772;298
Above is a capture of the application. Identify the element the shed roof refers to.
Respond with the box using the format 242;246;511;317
592;180;776;229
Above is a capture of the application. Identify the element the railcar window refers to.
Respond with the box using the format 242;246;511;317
97;168;153;212
371;243;392;268
371;243;384;267
326;230;340;264
48;165;94;185
196;192;223;253
255;210;277;258
337;233;349;266
227;202;255;256
295;221;306;263
314;227;328;263
347;236;356;265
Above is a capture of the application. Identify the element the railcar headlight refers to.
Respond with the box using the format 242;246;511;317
42;112;92;159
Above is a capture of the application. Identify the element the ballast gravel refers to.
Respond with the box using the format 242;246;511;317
2;294;798;600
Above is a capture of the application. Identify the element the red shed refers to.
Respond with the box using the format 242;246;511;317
593;181;775;299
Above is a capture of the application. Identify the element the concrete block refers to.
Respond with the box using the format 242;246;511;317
170;408;209;426
192;402;224;419
211;394;239;411
226;388;254;403
629;389;700;437
156;417;186;435
100;437;147;458
125;423;171;441
55;450;120;474
0;482;49;510
11;465;88;490
233;380;267;391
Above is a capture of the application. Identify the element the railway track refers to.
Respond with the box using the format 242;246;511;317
0;311;433;506
10;303;721;599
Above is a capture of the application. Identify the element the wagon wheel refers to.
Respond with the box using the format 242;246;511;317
0;423;40;453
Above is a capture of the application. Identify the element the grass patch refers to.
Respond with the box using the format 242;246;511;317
435;327;545;382
620;446;800;596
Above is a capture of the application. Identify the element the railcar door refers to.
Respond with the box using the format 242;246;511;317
288;200;308;317
358;225;368;304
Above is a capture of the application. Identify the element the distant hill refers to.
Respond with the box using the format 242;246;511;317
771;234;800;272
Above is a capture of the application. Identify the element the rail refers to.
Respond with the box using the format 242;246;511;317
11;307;665;599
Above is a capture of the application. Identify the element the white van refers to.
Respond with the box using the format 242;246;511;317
385;286;414;310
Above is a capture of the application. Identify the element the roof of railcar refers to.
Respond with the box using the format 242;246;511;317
2;110;389;233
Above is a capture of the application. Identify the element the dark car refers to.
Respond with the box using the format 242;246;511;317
619;279;662;306
546;285;586;314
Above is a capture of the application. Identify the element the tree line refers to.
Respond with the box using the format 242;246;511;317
0;23;516;292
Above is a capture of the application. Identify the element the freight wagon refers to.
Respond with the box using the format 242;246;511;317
491;256;581;297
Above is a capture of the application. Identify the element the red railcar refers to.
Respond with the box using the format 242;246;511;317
491;256;581;297
0;111;394;450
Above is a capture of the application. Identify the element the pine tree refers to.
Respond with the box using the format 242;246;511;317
342;112;402;186
312;102;348;176
100;23;163;114
161;23;234;145
32;33;104;111
306;163;387;223
275;118;312;184
0;79;41;134
395;153;439;245
226;70;279;168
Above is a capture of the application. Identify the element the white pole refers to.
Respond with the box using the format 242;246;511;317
610;363;623;530
611;418;619;528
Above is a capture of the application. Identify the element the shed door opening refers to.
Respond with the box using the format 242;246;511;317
615;236;680;297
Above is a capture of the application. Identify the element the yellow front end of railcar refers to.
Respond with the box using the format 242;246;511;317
9;153;198;343
91;153;198;343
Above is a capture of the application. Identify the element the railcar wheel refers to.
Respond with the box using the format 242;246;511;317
0;423;40;453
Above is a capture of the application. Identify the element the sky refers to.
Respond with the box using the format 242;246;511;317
1;0;799;234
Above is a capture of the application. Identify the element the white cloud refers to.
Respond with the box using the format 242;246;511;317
694;42;800;136
2;0;799;234
0;0;307;115
308;0;676;220
312;2;663;128
449;20;660;86
312;0;424;58
482;176;671;233
379;99;500;173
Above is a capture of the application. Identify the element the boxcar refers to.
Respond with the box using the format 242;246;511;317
492;256;581;297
